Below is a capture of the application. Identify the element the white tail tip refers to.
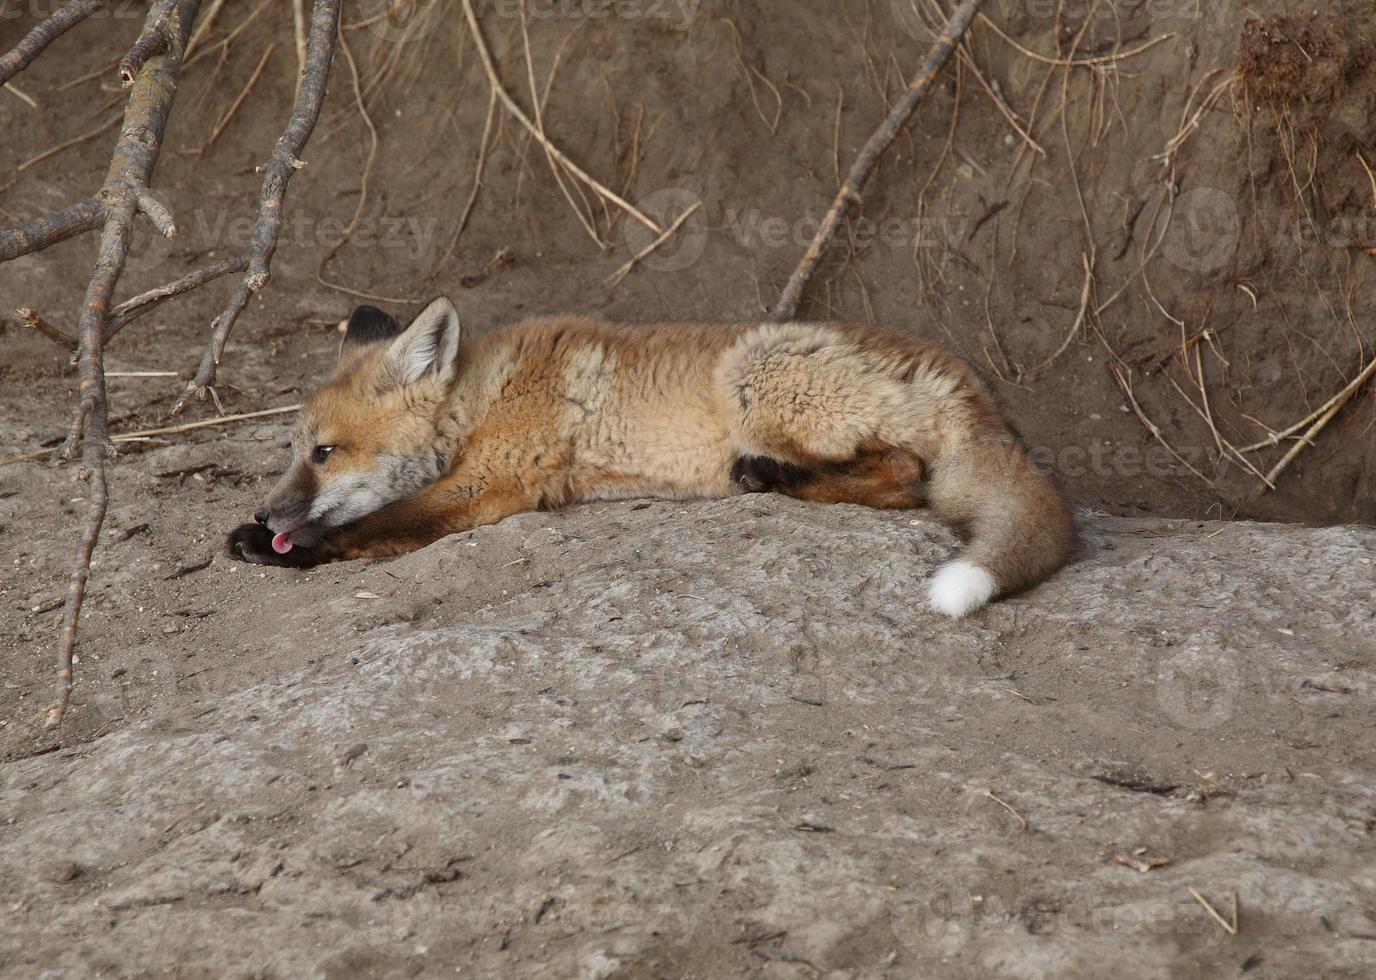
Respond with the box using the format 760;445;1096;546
928;561;998;618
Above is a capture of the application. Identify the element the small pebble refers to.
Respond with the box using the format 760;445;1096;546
43;861;80;883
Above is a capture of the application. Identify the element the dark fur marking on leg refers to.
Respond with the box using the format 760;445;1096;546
731;455;811;493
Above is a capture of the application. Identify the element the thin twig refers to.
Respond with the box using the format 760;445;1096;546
173;0;342;414
977;14;1175;68
1262;386;1361;488
17;112;123;172
1158;356;1275;490
182;0;273;70
1;405;302;468
314;30;379;297
0;0;106;87
458;0;663;237
199;41;278;154
966;788;1027;831
1113;365;1214;487
521;4;603;247
56;56;121;92
1187;887;1239;936
770;0;985;321
957;47;1045;157
1028;252;1092;374
1238;357;1376;453
16;307;77;352
106;255;250;340
4;82;38;109
431;87;499;275
604;201;702;287
292;0;308;99
183;0;226;63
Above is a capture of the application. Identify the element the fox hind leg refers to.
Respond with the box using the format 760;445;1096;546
730;445;927;510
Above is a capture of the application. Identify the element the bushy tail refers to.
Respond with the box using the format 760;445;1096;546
925;437;1073;617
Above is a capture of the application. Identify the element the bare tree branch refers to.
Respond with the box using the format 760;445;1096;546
0;197;104;263
172;0;342;414
46;0;204;731
769;0;986;322
106;255;250;340
0;0;106;88
17;307;78;351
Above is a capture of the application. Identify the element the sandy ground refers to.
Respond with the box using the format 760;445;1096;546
3;1;1376;976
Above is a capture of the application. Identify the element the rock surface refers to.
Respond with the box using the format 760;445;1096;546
2;499;1373;978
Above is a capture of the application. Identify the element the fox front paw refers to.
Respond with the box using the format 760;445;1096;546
226;523;280;565
225;523;320;567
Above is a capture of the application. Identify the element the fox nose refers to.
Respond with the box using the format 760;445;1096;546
254;507;269;526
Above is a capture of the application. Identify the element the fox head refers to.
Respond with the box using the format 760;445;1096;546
255;296;463;548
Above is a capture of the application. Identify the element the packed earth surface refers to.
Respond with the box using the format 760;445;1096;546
1;1;1374;977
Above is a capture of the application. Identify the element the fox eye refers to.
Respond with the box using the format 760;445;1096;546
311;445;336;465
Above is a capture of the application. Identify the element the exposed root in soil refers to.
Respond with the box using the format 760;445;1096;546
770;0;986;322
460;0;662;244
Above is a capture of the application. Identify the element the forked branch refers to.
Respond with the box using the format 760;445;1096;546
172;0;342;414
45;0;203;730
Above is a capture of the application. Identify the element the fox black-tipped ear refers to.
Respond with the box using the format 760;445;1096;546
342;305;401;348
385;296;462;385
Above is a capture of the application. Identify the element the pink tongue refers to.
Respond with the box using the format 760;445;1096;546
271;532;294;555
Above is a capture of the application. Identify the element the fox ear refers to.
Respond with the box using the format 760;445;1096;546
385;296;462;386
340;305;400;360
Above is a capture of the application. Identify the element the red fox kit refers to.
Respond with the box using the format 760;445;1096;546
227;297;1072;616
